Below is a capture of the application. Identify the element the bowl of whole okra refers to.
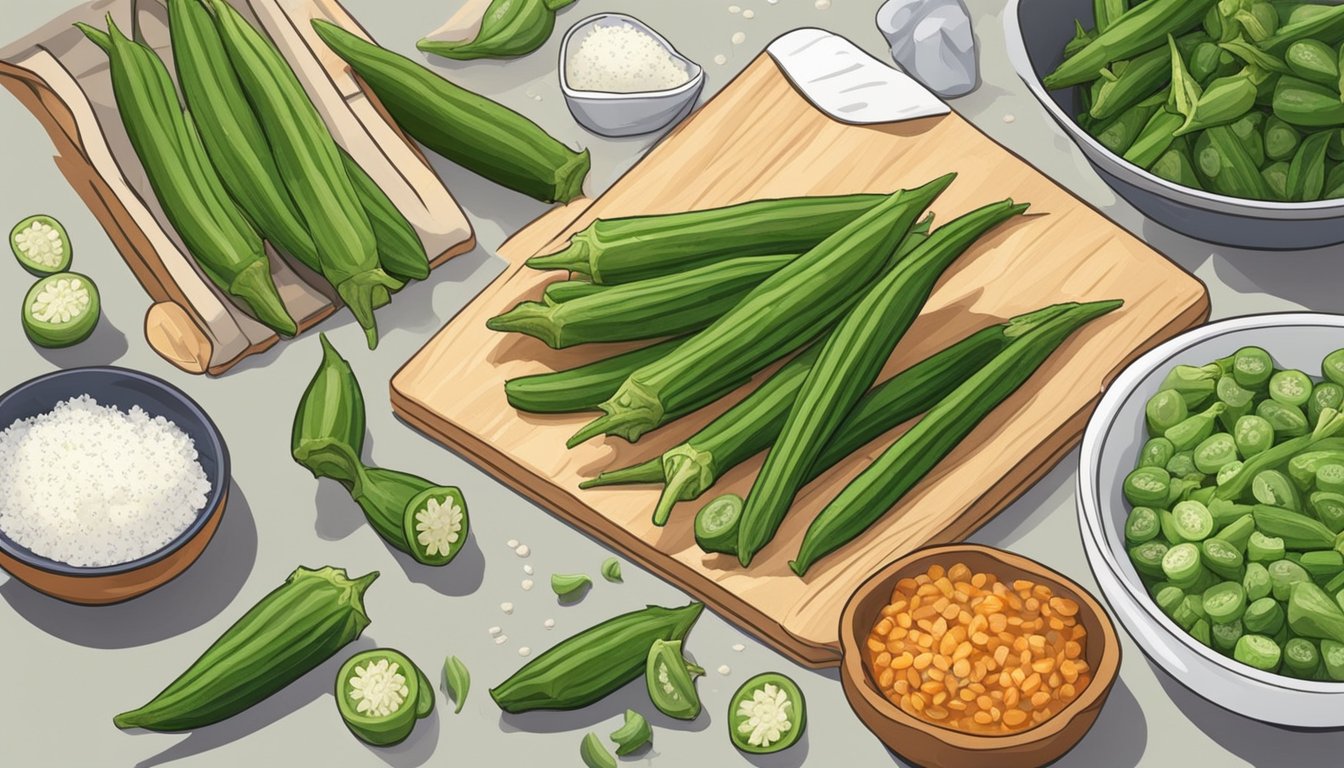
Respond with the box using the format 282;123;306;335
1078;313;1344;728
1005;0;1344;250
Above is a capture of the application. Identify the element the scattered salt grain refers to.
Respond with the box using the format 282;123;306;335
714;54;728;65
501;602;515;614
488;626;502;636
544;619;556;630
0;395;211;567
515;544;531;557
718;665;732;675
729;4;741;12
732;644;745;652
743;10;755;19
495;635;509;645
522;579;534;591
1003;114;1017;123
815;0;831;8
523;564;534;575
731;32;746;45
518;647;531;657
507;539;519;549
566;22;691;93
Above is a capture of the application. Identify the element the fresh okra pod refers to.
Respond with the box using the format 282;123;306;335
418;0;575;60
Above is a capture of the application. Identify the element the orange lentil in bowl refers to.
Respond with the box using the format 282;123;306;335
863;562;1092;734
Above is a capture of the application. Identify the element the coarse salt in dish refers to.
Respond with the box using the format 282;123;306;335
0;395;210;567
565;22;691;93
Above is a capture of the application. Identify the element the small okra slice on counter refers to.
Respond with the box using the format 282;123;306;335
21;272;100;348
10;214;72;275
335;648;430;747
551;573;593;600
580;732;617;768
600;558;623;583
729;673;806;755
609;709;652;756
442;655;470;714
645;639;704;720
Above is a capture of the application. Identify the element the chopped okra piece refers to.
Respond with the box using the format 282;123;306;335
9;214;72;275
21;272;99;348
1234;634;1282;672
1242;596;1283;635
729;673;806;755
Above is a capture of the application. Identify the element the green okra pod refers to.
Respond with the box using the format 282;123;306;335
737;199;1030;566
1044;0;1217;89
1286;129;1333;200
292;333;366;487
1124;107;1185;167
442;655;471;714
1256;5;1344;55
351;466;470;567
210;0;401;348
569;176;953;446
489;253;798;348
340;149;431;283
791;299;1123;575
490;602;704;713
1090;31;1208;121
1285;39;1341;86
115;566;378;731
505;337;689;414
526;194;890;284
1098;102;1160;153
1194;125;1275;198
79;18;296;336
645;639;704;720
609;709;652;755
313;19;589;204
1273;76;1344;127
418;0;575;60
584;307;1074;527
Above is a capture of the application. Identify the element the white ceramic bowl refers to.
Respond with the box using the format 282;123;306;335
1077;313;1344;727
1004;0;1344;250
559;13;704;138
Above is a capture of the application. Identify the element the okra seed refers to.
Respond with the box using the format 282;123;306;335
488;626;502;636
495;635;509;645
516;545;531;557
507;539;519;549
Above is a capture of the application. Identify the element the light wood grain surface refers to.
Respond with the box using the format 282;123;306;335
391;55;1210;667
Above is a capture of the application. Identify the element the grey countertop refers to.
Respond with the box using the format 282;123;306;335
1;1;1341;766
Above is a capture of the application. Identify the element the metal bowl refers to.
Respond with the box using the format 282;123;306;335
559;13;704;138
0;367;229;604
1004;0;1344;250
1078;313;1344;728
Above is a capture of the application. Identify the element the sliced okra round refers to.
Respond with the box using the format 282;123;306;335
10;214;72;275
22;271;99;348
335;648;429;747
728;672;806;755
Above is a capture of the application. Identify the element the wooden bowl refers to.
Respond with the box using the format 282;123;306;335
839;544;1120;768
0;367;229;605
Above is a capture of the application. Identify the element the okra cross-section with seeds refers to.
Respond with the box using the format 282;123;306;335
22;272;100;348
10;214;71;275
336;648;434;746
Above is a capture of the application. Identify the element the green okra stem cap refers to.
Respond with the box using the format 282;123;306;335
335;269;404;349
569;380;663;447
525;235;593;276
653;447;716;526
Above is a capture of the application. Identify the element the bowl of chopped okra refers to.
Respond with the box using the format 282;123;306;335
1004;0;1344;250
1079;313;1344;728
839;544;1121;768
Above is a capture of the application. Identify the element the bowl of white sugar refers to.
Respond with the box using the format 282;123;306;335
560;13;704;138
0;367;228;604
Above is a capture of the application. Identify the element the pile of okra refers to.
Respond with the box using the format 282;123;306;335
493;180;1122;575
1047;0;1344;202
1124;346;1344;680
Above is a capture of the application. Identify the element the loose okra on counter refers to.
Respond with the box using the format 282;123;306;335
1045;1;1344;202
1123;345;1344;680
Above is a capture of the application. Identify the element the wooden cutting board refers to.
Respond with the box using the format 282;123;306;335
391;54;1210;667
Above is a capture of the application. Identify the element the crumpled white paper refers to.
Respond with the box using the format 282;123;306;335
877;0;980;98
